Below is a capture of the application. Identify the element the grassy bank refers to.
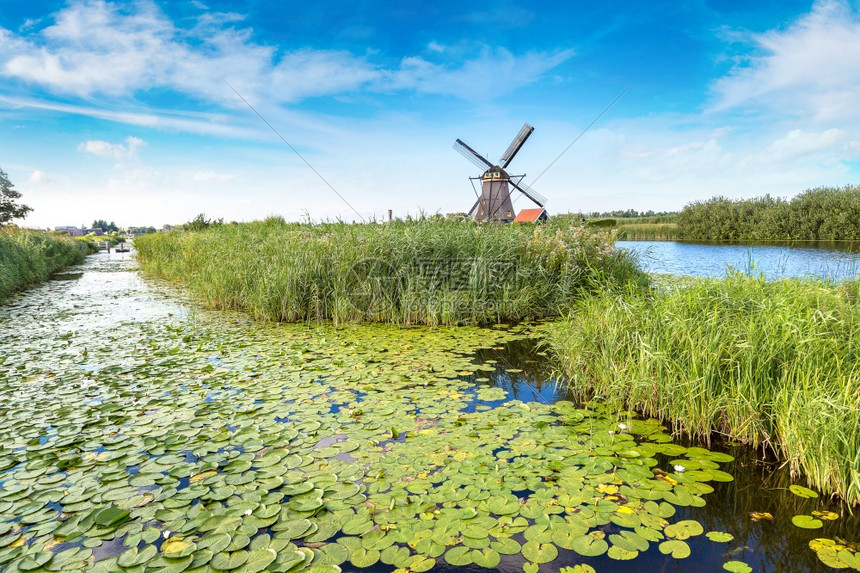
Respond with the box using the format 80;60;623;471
0;228;91;303
135;218;647;325
544;274;860;505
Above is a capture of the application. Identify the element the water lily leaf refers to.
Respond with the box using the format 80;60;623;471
561;566;596;573
118;545;158;567
789;485;818;499
659;539;691;559
522;541;558;564
570;534;608;557
607;545;638;560
705;531;734;543
791;515;823;529
810;511;839;521
17;552;53;571
664;520;703;540
94;506;130;527
405;554;435;572
349;547;380;568
749;512;773;522
491;537;521;555
472;547;501;568
723;560;752;573
211;550;249;570
444;546;473;566
241;548;277;572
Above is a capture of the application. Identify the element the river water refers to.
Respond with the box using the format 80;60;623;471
0;251;857;573
617;241;860;279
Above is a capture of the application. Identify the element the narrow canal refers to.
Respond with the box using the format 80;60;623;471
0;251;857;572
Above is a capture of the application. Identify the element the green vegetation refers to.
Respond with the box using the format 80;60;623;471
0;168;32;224
544;274;860;506
0;228;90;302
135;218;646;325
615;223;680;241
91;219;119;233
678;185;860;241
0;276;742;572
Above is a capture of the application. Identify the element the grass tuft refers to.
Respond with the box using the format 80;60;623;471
0;228;91;303
135;218;647;326
544;273;860;505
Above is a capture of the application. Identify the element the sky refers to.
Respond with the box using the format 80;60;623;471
2;0;860;228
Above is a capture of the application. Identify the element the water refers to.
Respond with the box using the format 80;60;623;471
1;252;857;572
618;240;860;279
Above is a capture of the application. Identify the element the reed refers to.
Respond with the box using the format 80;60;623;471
135;218;647;326
0;228;90;302
544;274;860;505
615;223;680;240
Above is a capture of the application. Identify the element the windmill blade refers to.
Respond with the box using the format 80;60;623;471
500;123;534;169
510;179;547;207
453;139;493;171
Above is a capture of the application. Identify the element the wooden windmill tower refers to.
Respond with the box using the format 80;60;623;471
453;123;547;222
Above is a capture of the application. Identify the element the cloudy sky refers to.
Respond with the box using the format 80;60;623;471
2;0;860;227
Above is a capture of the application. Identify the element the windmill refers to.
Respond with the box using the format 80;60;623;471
453;123;547;222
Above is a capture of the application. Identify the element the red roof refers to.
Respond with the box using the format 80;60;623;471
514;208;546;223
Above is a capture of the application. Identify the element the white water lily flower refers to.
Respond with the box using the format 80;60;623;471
245;509;252;516
618;423;627;430
162;530;171;539
607;430;615;436
673;464;686;473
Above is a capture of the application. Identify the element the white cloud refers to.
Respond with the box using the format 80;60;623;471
759;128;853;163
78;136;146;162
193;171;234;182
0;1;572;109
388;47;575;101
711;0;860;122
27;170;53;184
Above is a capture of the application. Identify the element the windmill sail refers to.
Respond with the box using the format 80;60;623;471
510;178;547;207
500;124;534;169
453;139;493;170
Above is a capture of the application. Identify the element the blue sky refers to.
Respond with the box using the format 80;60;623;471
2;0;859;227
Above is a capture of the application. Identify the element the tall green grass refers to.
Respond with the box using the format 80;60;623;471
0;228;91;303
615;223;680;241
135;218;647;326
544;274;860;505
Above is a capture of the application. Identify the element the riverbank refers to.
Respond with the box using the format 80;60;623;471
135;218;646;325
0;227;93;303
543;273;860;506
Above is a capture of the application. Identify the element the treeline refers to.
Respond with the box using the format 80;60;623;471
678;185;860;241
586;209;675;218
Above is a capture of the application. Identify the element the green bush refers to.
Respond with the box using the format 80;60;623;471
678;186;860;241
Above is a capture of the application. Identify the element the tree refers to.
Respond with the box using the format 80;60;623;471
92;219;119;232
0;168;33;224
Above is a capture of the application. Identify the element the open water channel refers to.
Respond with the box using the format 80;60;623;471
617;241;860;280
0;251;858;572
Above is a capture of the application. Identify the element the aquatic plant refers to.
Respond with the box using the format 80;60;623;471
544;273;860;506
135;218;647;326
0;276;745;572
0;228;90;302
